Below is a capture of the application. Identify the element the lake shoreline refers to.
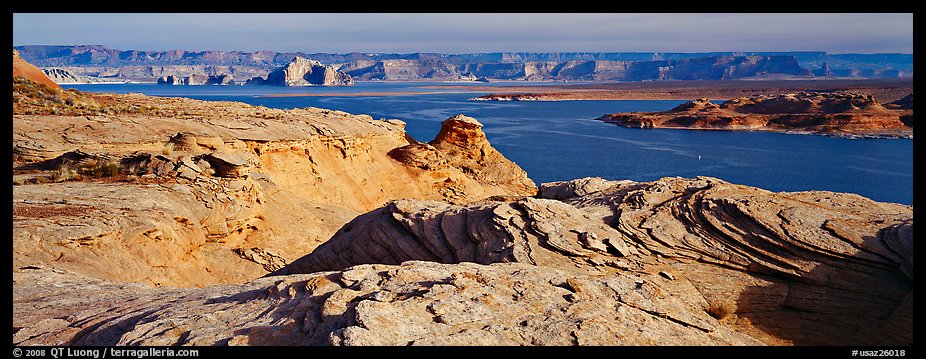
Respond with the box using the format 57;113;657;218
60;82;913;205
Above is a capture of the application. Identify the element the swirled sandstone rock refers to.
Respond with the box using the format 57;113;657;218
275;176;912;345
13;261;762;346
12;154;912;345
14;175;911;345
273;197;638;275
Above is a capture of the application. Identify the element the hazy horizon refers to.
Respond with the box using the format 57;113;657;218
10;44;916;56
13;13;913;54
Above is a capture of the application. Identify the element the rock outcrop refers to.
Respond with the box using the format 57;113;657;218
211;73;234;85
388;115;536;200
885;93;913;110
250;56;353;86
158;73;235;85
157;75;184;85
13;64;535;289
14;176;912;346
273;176;912;346
13;50;60;88
11;55;913;347
598;92;913;138
13;260;763;346
42;68;86;84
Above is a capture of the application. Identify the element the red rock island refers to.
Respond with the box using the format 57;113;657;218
598;92;913;138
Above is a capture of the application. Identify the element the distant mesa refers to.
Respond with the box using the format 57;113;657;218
13;45;914;83
597;91;913;138
342;55;814;82
157;73;235;86
247;56;353;86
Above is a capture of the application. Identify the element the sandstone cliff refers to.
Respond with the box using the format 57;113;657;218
250;56;353;86
42;68;87;84
158;73;235;85
813;62;835;77
598;92;913;138
13;73;534;288
17;46;913;82
341;56;812;82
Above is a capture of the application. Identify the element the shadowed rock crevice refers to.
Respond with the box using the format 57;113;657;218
734;222;913;345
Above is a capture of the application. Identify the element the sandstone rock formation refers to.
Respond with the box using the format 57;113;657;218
211;73;234;85
388;114;535;200
274;176;912;346
158;73;235;85
11;55;913;347
13;66;535;289
886;93;913;110
342;56;813;82
14;176;912;346
14;49;61;88
13;260;763;346
598;92;913;138
42;68;86;84
157;74;183;85
250;56;353;86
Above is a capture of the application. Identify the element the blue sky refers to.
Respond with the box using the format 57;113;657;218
12;13;914;54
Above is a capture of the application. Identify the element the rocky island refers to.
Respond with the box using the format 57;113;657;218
12;51;912;346
246;56;353;86
597;92;913;138
158;73;235;86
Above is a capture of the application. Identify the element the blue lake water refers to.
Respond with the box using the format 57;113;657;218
65;82;914;205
